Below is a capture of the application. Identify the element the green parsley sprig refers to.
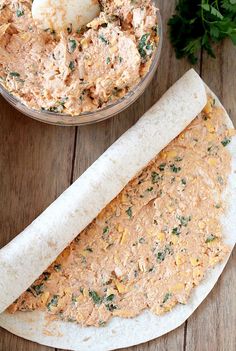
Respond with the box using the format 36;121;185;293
168;0;236;64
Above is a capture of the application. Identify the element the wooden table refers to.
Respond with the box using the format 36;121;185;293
0;1;235;350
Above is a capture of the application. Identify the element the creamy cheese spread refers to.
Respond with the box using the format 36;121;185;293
0;0;159;115
8;98;236;327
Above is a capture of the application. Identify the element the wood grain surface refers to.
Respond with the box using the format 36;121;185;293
0;1;235;350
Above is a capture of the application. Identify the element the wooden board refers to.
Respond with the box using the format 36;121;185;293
0;1;235;350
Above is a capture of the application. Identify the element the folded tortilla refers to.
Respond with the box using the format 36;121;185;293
1;69;235;350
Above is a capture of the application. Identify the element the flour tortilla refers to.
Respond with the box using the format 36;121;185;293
0;69;206;314
0;71;235;351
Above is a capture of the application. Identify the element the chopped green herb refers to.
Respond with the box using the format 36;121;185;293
43;272;50;281
177;215;191;227
54;264;62;272
208;144;220;155
106;294;115;302
58;97;68;107
170;164;181;173
42;105;60;113
146;187;154;192
162;292;172;304
172;227;181;235
106;57;111;64
151;171;160;184
99;320;106;327
138;33;151;59
102;226;109;239
47;295;59;311
68;39;77;53
31;284;44;296
221;137;231;147
85;247;93;252
164;244;173;255
175;156;183;162
139;237;145;244
217;176;224;185
159;163;166;171
181;178;187;185
89;290;102;305
69;60;75;70
71;294;77;304
68;317;77;322
126;207;132;218
156;251;166;262
16;9;24;17
205;234;216;243
99;34;109;45
10;72;20;77
105;303;117;312
81;256;87;264
44;28;56;35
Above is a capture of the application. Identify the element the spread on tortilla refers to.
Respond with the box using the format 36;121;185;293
0;0;159;115
8;96;236;327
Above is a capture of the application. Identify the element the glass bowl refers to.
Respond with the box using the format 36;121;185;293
0;6;162;126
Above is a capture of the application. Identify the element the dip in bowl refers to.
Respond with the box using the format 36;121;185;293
0;0;162;125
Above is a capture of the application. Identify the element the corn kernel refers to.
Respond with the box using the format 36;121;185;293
167;206;174;213
81;38;88;48
121;193;126;203
166;150;177;159
198;221;206;229
114;280;126;293
208;158;217;167
163;306;172;312
83;288;89;298
110;45;117;53
209;256;220;266
117;224;123;233
193;267;203;280
175;254;184;266
157;232;166;241
190;257;200;266
171;235;179;245
203;99;213;114
205;121;215;133
172;283;184;292
120;228;129;244
40;292;50;304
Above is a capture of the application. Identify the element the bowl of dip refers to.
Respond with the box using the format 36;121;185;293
0;0;162;126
